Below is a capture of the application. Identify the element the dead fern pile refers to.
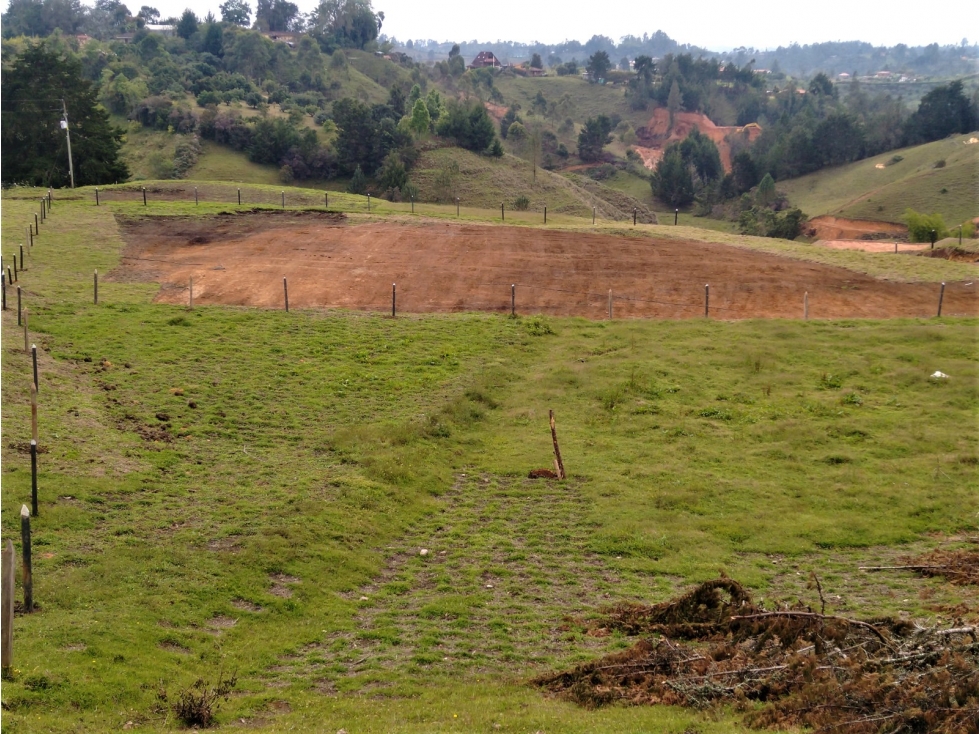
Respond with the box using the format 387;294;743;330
535;579;979;733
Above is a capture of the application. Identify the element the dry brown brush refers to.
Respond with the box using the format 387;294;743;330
535;579;979;733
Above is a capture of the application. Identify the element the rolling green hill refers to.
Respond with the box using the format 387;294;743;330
409;147;655;221
778;132;979;225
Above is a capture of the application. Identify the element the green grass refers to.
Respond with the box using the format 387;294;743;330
494;75;651;131
411;147;651;220
1;191;976;731
779;131;979;225
187;140;286;185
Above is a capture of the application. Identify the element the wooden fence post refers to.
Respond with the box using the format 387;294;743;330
17;286;21;326
30;439;38;518
238;188;241;206
549;410;566;480
511;284;515;317
1;273;5;311
142;187;147;206
544;206;547;224
705;284;710;318
32;344;38;395
633;208;637;226
189;277;194;309
283;277;289;312
281;191;285;209
937;282;945;317
592;207;595;225
23;309;29;354
95;188;99;206
194;187;198;206
20;506;32;613
391;283;396;317
608;289;613;319
94;270;98;305
501;203;504;222
1;539;13;677
367;193;371;212
804;291;809;320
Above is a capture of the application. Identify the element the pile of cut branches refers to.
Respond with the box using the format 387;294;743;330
535;578;979;733
860;541;979;586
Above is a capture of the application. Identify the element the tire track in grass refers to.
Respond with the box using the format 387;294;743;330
268;473;657;692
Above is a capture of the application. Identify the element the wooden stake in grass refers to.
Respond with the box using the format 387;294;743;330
28;226;32;248
31;378;38;442
367;193;371;212
237;188;241;206
17;285;22;326
1;273;6;311
142;187;147;206
804;291;809;320
391;282;396;317
324;191;328;209
511;284;515;316
30;439;38;518
95;188;99;206
633;208;637;226
281;191;285;209
23;309;29;354
12;255;18;282
501;203;504;222
283;277;289;312
411;196;414;214
93;269;98;305
32;344;38;395
20;244;24;271
549;409;566;480
195;187;198;206
608;289;613;319
674;208;679;225
34;213;38;233
592;207;596;225
7;267;13;287
544;206;547;225
705;284;710;318
189;277;194;309
456;198;460;217
1;539;13;677
20;505;32;613
937;282;945;317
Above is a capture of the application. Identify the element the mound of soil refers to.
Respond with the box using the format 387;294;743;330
636;110;763;171
536;579;979;733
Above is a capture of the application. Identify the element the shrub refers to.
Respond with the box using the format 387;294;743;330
513;195;530;210
278;164;294;183
886;154;904;166
933;159;946;168
902;208;949;242
160;672;237;728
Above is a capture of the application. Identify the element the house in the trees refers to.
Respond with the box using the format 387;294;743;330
469;51;503;69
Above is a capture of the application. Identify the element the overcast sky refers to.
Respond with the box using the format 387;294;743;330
44;0;977;51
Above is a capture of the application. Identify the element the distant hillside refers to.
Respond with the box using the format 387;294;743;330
778;132;979;226
409;147;655;221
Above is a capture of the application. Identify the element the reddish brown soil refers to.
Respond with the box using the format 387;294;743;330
111;211;978;320
808;216;908;242
636;110;763;171
818;240;928;253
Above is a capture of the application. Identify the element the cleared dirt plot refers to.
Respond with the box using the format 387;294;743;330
113;211;978;319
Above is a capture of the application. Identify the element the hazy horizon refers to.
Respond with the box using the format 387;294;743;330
5;0;976;53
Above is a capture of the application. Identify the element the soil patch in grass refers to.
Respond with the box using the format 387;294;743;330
112;213;978;318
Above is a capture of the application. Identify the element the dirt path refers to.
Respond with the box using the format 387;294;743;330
112;212;978;319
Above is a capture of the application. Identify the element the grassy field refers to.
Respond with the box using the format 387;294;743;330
778;132;979;226
0;188;976;732
409;147;648;220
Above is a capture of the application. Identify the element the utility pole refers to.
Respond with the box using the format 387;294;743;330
61;99;75;189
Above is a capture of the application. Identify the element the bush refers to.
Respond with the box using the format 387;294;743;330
902;209;949;242
279;164;294;183
160;673;237;728
513;195;530;210
933;159;946;168
196;90;221;107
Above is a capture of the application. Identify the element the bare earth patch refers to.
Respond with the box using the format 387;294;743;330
112;212;978;319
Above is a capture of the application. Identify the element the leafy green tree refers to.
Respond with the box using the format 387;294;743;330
256;0;299;32
219;0;251;25
202;22;223;55
756;172;775;207
576;115;612;162
650;144;694;207
436;99;497;153
347;164;367;193
176;8;198;39
425;88;445;123
903;80;978;144
529;52;542;69
808;72;835;97
586;50;610;81
332;97;378;173
1;43;129;186
812;112;864;166
499;106;520;139
902;209;949;242
678;128;722;184
310;0;382;48
377;151;407;191
224;30;273;78
407;98;430;133
731;151;759;194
